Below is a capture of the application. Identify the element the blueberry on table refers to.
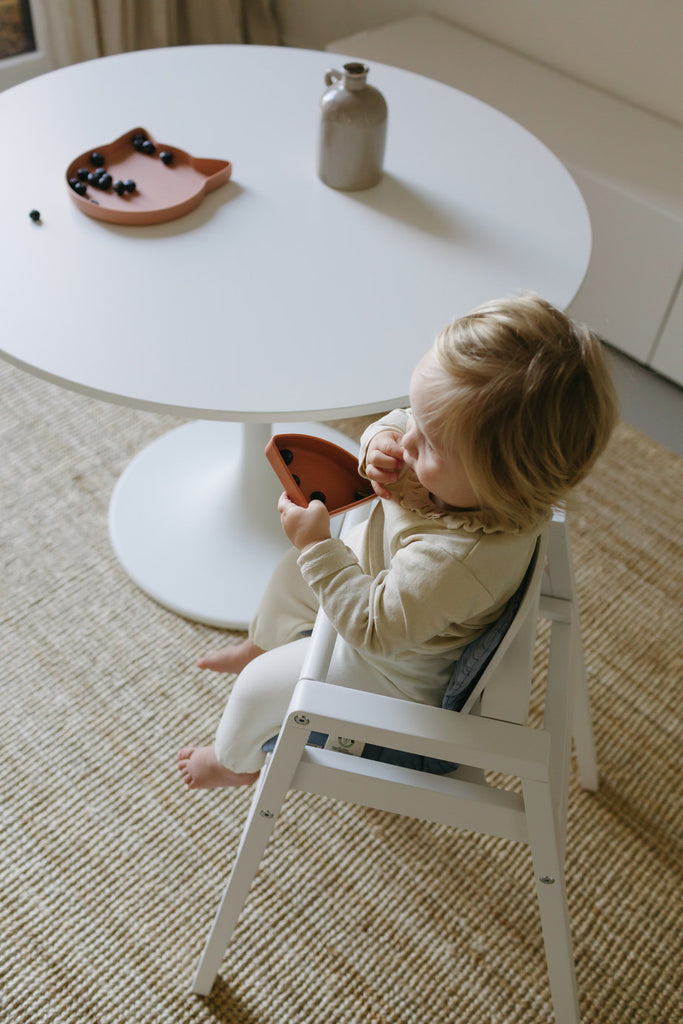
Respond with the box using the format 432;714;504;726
310;491;327;504
29;209;41;222
90;151;105;166
160;150;174;165
280;448;294;465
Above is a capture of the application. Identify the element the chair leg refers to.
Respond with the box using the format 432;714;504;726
522;778;581;1024
570;628;599;791
192;770;278;995
192;719;312;995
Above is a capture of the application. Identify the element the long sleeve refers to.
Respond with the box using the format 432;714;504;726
297;516;534;661
358;409;409;478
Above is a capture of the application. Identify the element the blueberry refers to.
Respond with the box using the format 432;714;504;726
29;209;41;222
142;140;156;155
123;179;136;193
292;474;300;486
69;179;87;196
98;173;113;190
280;448;294;465
160;150;173;165
76;167;90;181
113;180;126;196
310;491;327;504
90;151;105;167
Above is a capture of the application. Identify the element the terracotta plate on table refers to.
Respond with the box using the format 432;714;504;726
65;127;232;225
265;434;376;516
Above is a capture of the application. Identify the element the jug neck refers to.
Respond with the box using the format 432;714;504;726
343;62;369;90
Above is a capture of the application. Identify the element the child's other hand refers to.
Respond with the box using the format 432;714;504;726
365;431;404;500
278;492;331;552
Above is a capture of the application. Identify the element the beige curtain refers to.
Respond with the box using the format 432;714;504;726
41;0;280;68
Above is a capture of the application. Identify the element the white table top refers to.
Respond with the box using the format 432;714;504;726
0;44;590;423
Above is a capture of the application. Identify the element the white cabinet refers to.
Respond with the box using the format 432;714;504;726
566;171;683;367
651;277;683;385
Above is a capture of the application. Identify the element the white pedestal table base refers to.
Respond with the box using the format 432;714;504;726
108;420;359;629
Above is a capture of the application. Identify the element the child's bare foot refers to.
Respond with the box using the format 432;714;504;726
197;638;264;674
177;747;260;790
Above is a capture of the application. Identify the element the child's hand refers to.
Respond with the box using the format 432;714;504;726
365;430;404;500
278;492;331;552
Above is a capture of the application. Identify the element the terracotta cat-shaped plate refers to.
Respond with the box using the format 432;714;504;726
265;434;375;516
65;127;232;225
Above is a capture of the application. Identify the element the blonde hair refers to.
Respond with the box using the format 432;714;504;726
420;293;619;532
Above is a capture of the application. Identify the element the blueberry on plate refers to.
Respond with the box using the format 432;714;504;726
123;179;136;193
90;151;105;166
98;173;113;190
160;150;173;165
142;140;156;155
292;474;300;486
280;448;294;465
76;167;90;181
69;178;87;195
310;491;327;504
113;180;126;196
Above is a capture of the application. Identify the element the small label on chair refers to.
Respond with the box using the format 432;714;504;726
325;735;365;757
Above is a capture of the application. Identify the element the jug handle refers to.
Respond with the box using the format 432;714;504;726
324;68;342;87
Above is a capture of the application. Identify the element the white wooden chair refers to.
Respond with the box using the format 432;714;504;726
192;506;597;1024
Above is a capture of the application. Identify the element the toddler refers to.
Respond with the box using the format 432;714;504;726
178;293;618;790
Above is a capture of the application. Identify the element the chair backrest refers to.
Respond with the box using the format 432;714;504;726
462;527;548;725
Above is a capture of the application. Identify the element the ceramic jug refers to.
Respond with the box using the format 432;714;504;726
318;62;388;190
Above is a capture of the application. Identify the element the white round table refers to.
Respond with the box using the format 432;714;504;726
0;45;590;627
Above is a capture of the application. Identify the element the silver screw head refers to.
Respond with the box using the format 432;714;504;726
293;714;310;726
539;875;556;885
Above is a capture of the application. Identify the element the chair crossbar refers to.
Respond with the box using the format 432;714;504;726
290;746;529;843
286;678;551;781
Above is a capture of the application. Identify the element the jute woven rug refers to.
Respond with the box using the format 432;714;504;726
1;357;681;1024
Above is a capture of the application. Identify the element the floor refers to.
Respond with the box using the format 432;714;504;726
604;346;683;456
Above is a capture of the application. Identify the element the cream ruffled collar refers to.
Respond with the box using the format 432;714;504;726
388;467;502;534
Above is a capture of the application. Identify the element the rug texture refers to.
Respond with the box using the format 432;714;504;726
1;357;681;1024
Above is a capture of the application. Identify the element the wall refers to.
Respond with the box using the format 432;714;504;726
276;0;683;126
